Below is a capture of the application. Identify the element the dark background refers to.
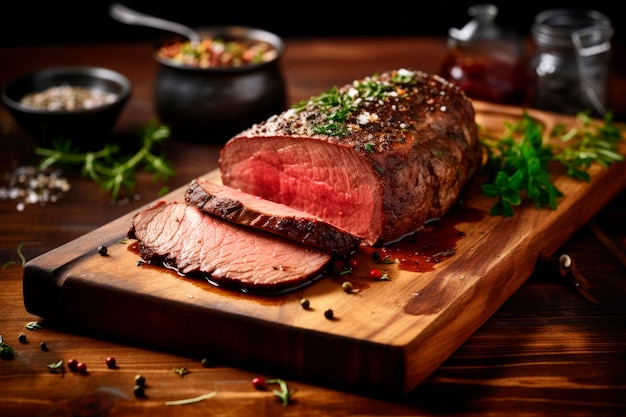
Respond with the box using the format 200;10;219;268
0;1;623;46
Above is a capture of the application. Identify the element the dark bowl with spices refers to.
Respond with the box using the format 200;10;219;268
153;26;287;143
1;66;132;151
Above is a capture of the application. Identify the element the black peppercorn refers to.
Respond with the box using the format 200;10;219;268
133;385;145;398
97;245;108;256
324;309;334;320
134;374;146;386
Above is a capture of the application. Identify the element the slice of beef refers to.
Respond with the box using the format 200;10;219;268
127;200;332;294
219;68;481;245
184;177;362;257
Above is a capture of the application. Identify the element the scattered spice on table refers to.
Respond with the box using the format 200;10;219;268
0;165;70;211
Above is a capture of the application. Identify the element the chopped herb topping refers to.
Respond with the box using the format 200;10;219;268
292;68;416;137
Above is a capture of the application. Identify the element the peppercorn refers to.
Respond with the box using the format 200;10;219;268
134;374;146;386
76;362;88;374
39;342;47;351
201;358;212;368
346;258;359;269
252;376;266;390
324;309;334;320
106;356;117;368
300;298;310;309
133;385;145;398
67;358;78;372
370;269;383;279
17;333;27;343
97;245;108;256
342;281;355;293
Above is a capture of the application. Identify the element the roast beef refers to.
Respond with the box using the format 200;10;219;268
184;177;362;257
219;68;481;245
127;200;332;294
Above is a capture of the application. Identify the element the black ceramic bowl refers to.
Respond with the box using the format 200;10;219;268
154;26;287;143
1;66;132;150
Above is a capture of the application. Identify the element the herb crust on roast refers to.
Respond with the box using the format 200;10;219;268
219;68;481;245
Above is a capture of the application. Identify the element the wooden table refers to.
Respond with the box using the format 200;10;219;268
1;37;625;417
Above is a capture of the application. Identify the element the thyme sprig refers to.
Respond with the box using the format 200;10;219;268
480;111;624;217
35;120;175;202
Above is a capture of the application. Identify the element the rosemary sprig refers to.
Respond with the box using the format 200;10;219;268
35;120;175;202
480;111;624;217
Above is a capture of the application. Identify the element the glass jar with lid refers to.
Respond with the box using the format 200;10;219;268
529;8;613;117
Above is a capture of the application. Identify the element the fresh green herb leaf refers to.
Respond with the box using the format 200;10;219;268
35;120;175;202
480;111;624;217
48;359;64;374
173;367;190;377
0;336;15;359
266;378;295;406
2;243;27;269
25;321;42;330
292;70;414;138
165;391;217;405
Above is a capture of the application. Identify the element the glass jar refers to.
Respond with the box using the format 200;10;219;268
440;4;527;106
529;9;613;117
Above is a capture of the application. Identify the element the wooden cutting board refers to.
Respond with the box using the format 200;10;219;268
22;101;626;395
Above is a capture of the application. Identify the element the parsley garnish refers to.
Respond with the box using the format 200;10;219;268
480;111;624;217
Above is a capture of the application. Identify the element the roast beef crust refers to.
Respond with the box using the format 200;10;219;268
185;178;362;257
221;68;481;244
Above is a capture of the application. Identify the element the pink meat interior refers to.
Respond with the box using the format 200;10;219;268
221;136;381;243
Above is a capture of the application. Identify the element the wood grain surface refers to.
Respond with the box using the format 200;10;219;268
21;101;626;395
2;38;626;417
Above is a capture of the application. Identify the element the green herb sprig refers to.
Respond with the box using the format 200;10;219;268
480;111;624;217
2;242;26;269
0;336;15;359
292;72;412;137
266;378;295;406
165;391;217;406
35;120;175;202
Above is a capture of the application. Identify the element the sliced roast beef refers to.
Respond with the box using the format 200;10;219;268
184;177;362;257
127;200;332;294
219;68;481;245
